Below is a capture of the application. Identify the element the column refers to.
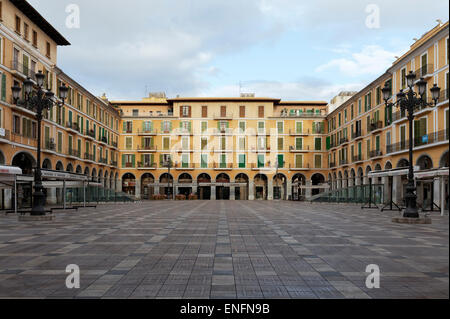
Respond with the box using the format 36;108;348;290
392;175;402;206
248;181;255;201
267;180;273;200
382;176;389;205
154;185;160;195
3;189;12;209
433;177;440;210
348;178;354;187
305;180;312;199
116;179;122;193
46;188;57;205
135;180;141;199
286;179;292;200
211;185;216;200
230;186;236;200
192;185;198;196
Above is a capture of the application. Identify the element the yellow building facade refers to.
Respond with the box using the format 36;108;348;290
0;1;448;210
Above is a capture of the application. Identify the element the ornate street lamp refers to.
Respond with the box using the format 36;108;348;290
382;71;440;218
11;71;69;216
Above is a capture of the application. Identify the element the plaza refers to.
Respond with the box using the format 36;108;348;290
0;201;448;299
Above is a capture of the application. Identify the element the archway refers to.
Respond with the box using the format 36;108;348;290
91;168;97;182
178;173;193;197
235;173;249;200
365;166;372;185
141;173;155;199
338;171;343;189
385;161;392;170
311;173;325;196
84;167;90;177
254;174;268;200
273;173;287;200
333;172;337;190
357;167;364;186
66;163;74;173
110;172;114;189
350;169;356;187
397;158;409;168
12;152;36;175
42;159;52;170
159;173;174;198
76;165;82;174
343;170;349;188
292;173;306;200
104;170;109;188
216;173;231;200
122;173;136;196
55;161;64;171
0;150;5;165
416;154;433;170
440;151;449;168
197;173;212;200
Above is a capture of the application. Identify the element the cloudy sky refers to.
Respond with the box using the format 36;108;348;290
28;0;449;102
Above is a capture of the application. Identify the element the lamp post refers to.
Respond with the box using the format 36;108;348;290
11;71;68;216
382;71;440;218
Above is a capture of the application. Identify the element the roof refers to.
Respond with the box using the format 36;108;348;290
10;0;70;46
277;101;328;106
166;97;282;103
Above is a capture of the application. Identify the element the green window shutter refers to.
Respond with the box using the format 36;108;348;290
131;155;135;168
188;122;192;132
326;136;331;150
62;107;66;125
1;73;6;102
169;122;172;131
160;154;164;165
278;154;284;168
218;122;221;130
296;138;302;150
122;154;126;168
150;154;154;165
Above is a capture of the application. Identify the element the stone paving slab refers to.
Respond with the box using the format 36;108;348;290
0;201;448;299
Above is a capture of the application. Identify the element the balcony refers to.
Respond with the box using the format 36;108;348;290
214;163;233;170
99;136;108;146
339;137;349;145
125;162;134;168
214;113;233;120
289;145;310;152
43;140;56;152
84;153;95;162
415;64;434;79
11;60;37;80
110;161;118;167
85;129;95;140
386;130;449;154
392;110;407;123
66;122;80;134
369;149;383;159
111;141;118;148
137;162;157;169
68;149;81;158
251;146;271;153
352;130;363;140
280;110;326;118
176;128;193;135
369;121;383;133
176;163;196;170
138;129;157;135
99;158;108;165
289;129;310;136
289;163;310;170
138;145;157;152
352;154;364;163
329;162;336;168
0;129;11;143
339;159;349;166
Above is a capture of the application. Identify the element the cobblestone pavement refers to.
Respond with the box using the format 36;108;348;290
0;201;448;299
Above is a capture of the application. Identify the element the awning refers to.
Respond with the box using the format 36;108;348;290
0;166;22;175
414;168;449;179
368;166;420;178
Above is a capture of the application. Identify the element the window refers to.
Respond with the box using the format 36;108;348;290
220;105;227;117
182;137;189;150
421;53;428;76
240;105;245;118
143;121;153;133
277;137;283;151
258;105;264;118
15;16;21;33
413;117;427;141
277;121;284;134
257;154;265;168
32;30;37;47
123;154;135;168
314;154;322;168
258;121;265;134
202;105;208;118
13;115;20;134
401;67;407;89
239;121;246;133
351;104;354;119
201;137;208;150
295;121;302;134
315;138;322;151
201;154;208;168
125;137;132;150
358;99;362;114
181;105;191;117
295;154;303;168
132;109;139;117
24;23;29;41
366;140;370;158
181;154;189;168
181;121;191;133
57;132;62;153
163;137;170;150
257;136;266;150
277;154;284;168
386;131;391;148
239;137;245;150
162;121;171;133
220;154;227;168
201;121;207;133
46;42;51;58
295;137;303;150
238;154;246;168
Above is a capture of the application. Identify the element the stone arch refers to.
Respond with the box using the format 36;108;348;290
91;168;97;182
385;161;393;170
375;164;382;171
216;173;230;183
311;173;325;196
84;167;90;176
254;174;268;200
55;161;64;171
439;150;449;168
42;158;52;170
122;173;136;196
76;165;82;174
141;173;155;199
159;173;173;183
197;173;212;200
12;151;36;175
66;163;74;173
197;173;211;183
178;173;193;184
397;158;409;168
416;154;433;170
235;173;249;183
273;173;287;200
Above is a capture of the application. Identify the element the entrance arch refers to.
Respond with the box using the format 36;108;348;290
235;173;249;200
197;173;211;200
216;173;230;200
254;174;268;200
416;154;433;170
311;173;325;196
440;151;449;168
178;173;193;197
159;173;174;198
292;173;306;200
42;158;52;170
141;173;155;199
273;173;287;200
0;150;5;165
122;173;136;196
66;163;74;173
76;165;82;174
12;152;36;175
56;161;64;171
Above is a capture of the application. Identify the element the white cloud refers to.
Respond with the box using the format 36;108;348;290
315;45;403;76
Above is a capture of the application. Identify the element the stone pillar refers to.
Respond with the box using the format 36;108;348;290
286;179;292;200
46;188;57;205
3;189;12;209
135;180;141;199
211;185;216;200
154;185;160;195
305;180;312;199
392;175;402;206
117;179;122;193
382;176;389;205
348;178;354;187
248;181;255;201
363;175;369;185
230;186;235;200
192;185;198;196
433;177;440;210
268;180;273;200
